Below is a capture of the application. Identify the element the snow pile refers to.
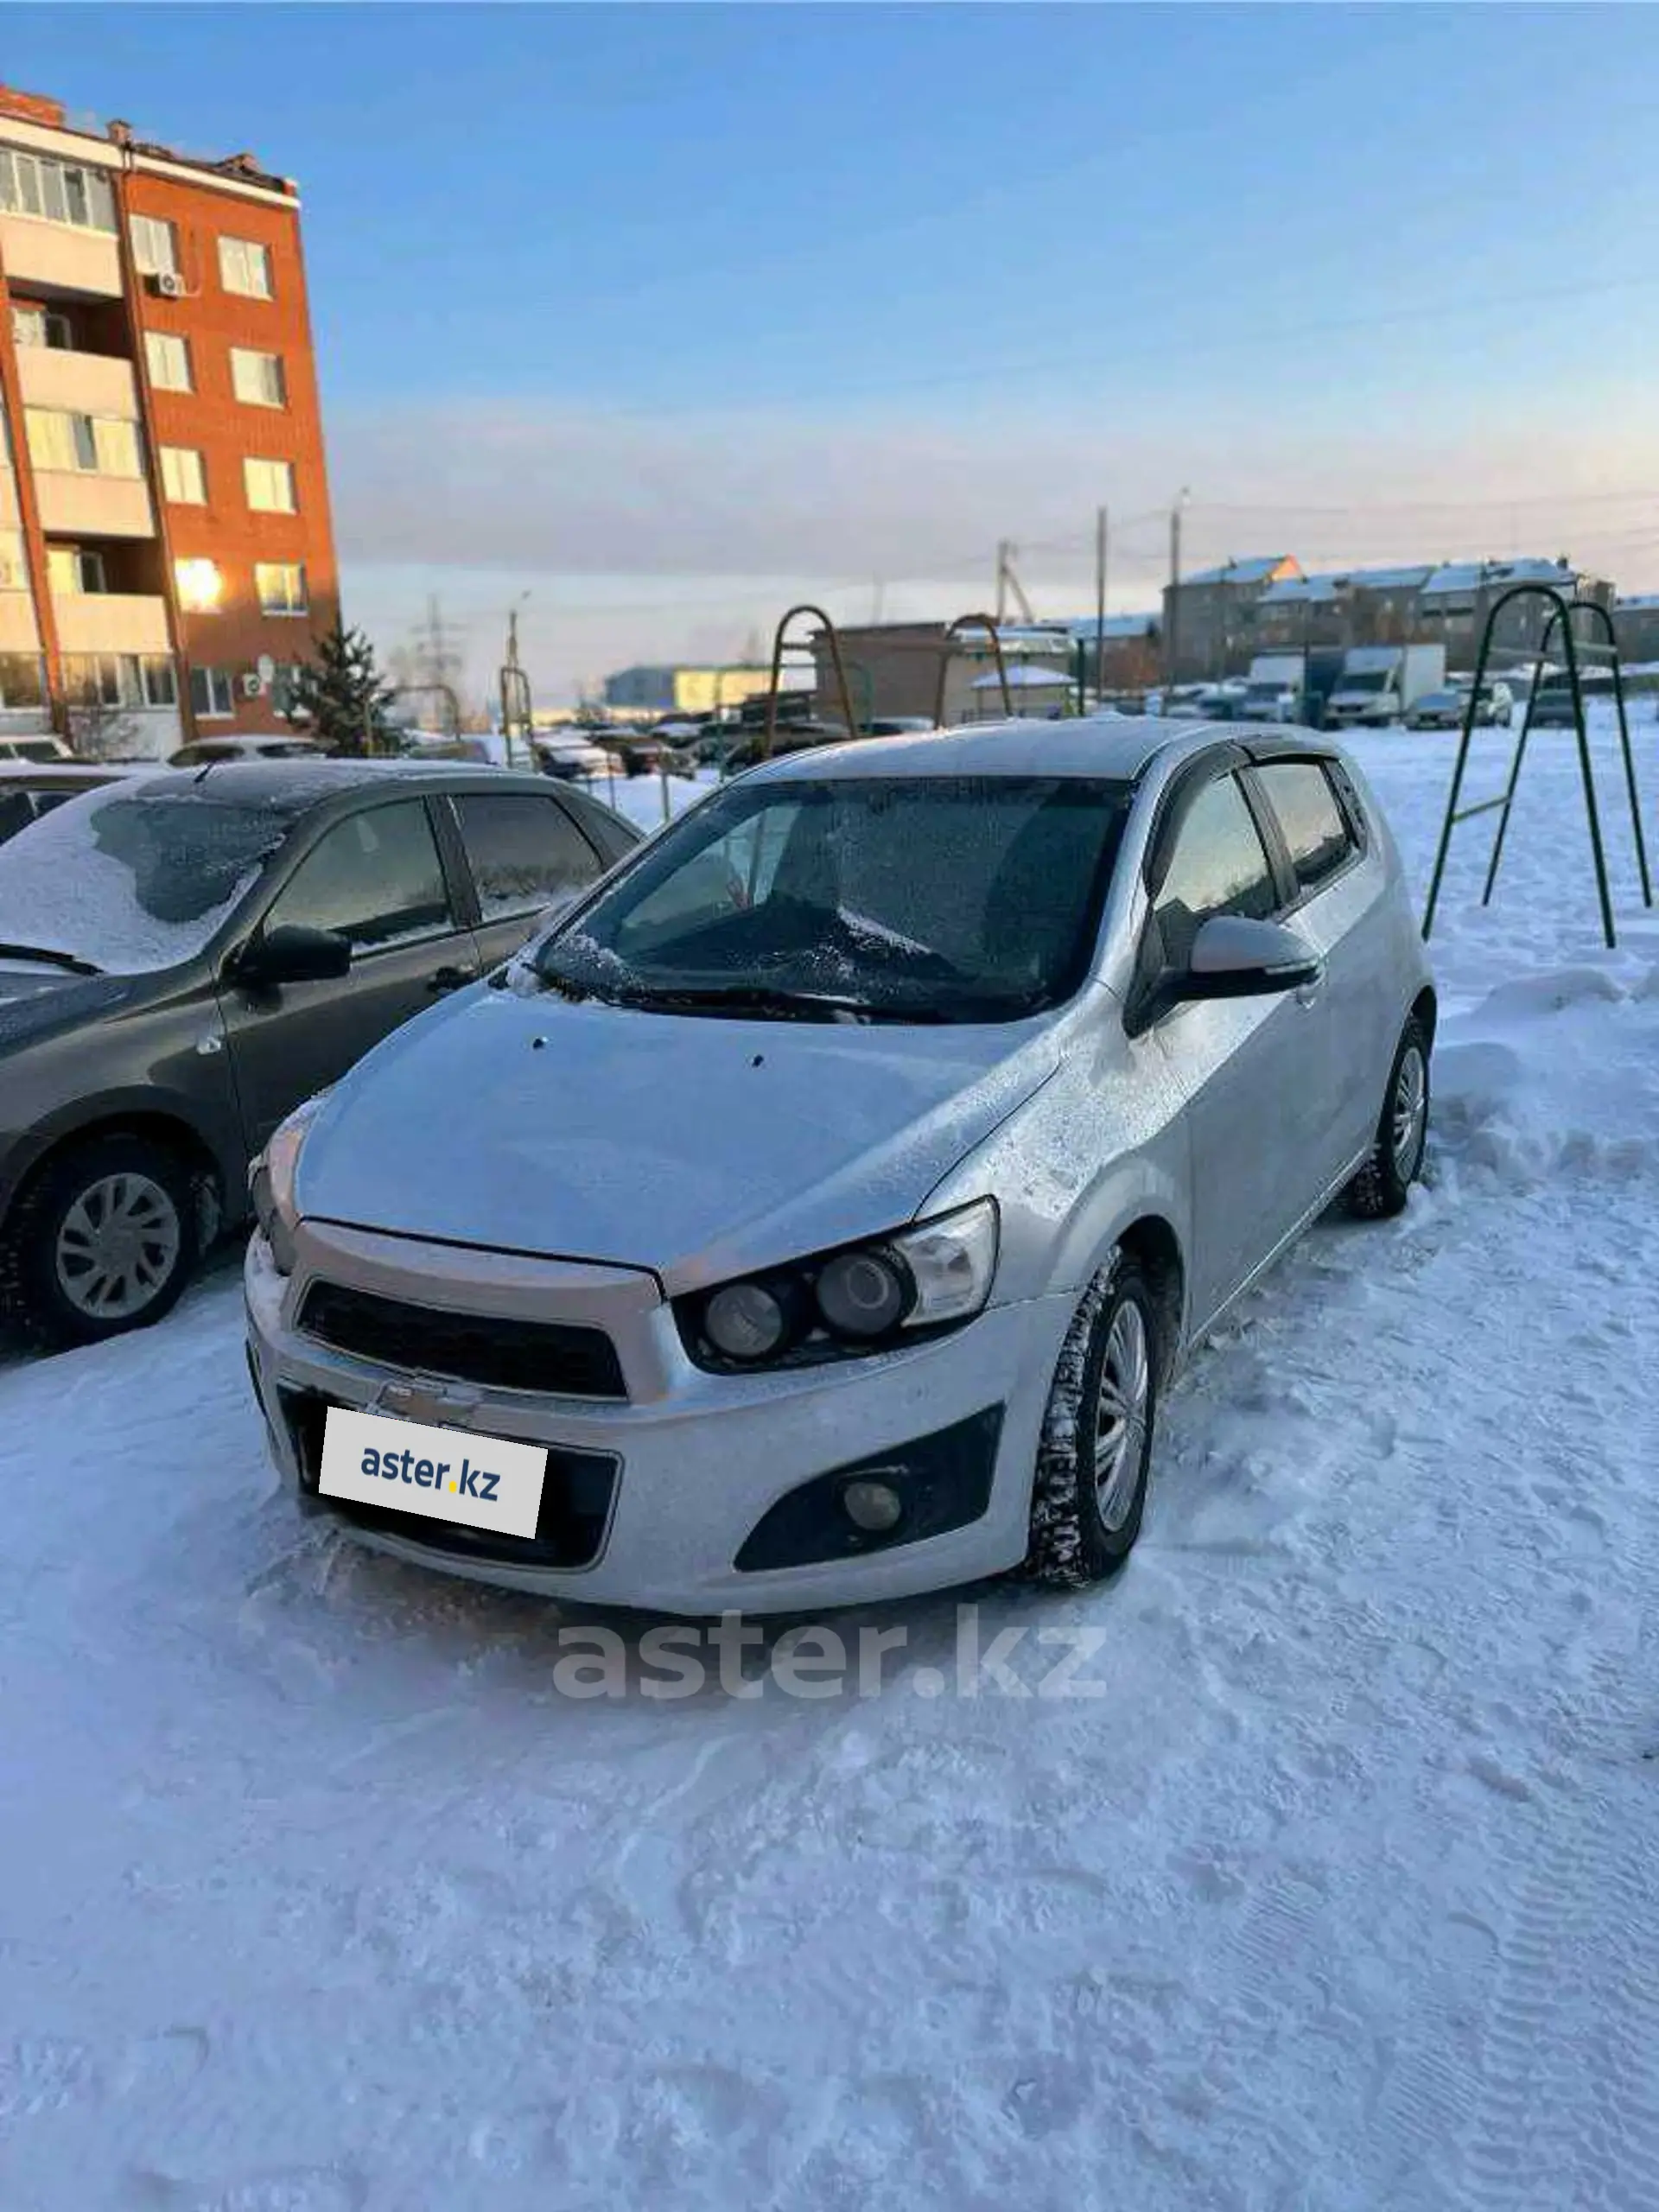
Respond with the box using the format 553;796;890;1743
0;712;1656;2208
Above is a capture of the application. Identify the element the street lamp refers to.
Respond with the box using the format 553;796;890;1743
1164;486;1192;714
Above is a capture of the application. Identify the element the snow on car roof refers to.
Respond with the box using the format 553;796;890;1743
748;715;1198;785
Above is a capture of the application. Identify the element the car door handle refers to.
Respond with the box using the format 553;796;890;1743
426;964;479;995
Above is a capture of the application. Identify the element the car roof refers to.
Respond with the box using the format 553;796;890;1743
741;714;1315;786
0;762;123;785
102;759;563;815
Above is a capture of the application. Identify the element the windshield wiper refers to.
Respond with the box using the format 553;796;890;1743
0;940;102;977
615;982;948;1024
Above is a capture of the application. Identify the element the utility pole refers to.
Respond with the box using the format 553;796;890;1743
1093;505;1109;704
1164;488;1190;713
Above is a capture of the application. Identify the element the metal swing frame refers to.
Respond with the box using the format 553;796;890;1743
760;604;859;763
1421;583;1651;949
933;613;1012;728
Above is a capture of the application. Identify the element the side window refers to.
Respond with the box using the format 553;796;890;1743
1254;760;1354;895
0;791;34;842
1154;772;1278;967
264;801;454;951
451;793;602;923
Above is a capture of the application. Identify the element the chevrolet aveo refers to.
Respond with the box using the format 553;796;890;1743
245;718;1434;1615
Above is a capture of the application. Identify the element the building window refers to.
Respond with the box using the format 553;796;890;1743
189;664;236;719
0;148;117;234
270;662;302;716
218;236;272;300
243;456;297;514
0;531;28;591
61;652;175;710
130;213;179;278
47;546;109;595
0;653;46;708
139;655;178;708
230;347;286;409
144;330;193;393
10;302;72;350
175;558;224;613
23;408;142;478
159;444;207;505
255;560;307;615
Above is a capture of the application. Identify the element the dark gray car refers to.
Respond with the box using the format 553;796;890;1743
0;760;639;1347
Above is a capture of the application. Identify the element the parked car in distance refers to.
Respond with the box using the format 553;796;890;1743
1529;683;1580;727
0;762;639;1347
168;735;330;768
535;735;617;783
246;719;1433;1618
0;764;126;846
1406;680;1513;731
0;735;73;764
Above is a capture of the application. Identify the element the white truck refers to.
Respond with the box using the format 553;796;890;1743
1237;652;1306;723
1324;643;1446;730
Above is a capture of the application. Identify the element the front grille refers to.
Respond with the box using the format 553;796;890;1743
282;1389;618;1570
297;1281;626;1400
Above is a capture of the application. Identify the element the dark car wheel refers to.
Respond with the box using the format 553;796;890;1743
1025;1254;1159;1588
1348;1016;1430;1221
3;1133;201;1350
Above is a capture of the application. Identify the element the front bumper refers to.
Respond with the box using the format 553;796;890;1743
245;1221;1075;1616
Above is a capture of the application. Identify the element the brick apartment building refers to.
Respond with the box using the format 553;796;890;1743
0;82;337;754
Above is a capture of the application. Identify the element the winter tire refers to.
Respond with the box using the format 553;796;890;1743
1025;1254;1158;1588
1348;1015;1430;1221
3;1133;200;1350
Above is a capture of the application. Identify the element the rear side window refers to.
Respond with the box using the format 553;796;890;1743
453;792;602;922
265;799;454;950
1255;760;1353;893
1154;772;1278;965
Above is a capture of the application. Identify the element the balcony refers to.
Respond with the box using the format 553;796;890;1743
33;471;155;540
52;591;170;656
16;344;139;420
0;213;122;300
0;593;41;652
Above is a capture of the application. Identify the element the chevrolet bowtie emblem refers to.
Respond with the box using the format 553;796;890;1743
376;1378;482;1426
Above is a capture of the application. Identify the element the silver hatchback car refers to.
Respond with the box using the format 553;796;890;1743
245;718;1433;1615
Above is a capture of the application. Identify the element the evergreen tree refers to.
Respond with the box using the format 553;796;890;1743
286;620;397;755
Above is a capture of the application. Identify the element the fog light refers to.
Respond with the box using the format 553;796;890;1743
842;1478;903;1533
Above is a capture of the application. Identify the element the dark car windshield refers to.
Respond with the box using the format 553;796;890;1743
533;772;1130;1023
0;781;294;973
1338;671;1391;694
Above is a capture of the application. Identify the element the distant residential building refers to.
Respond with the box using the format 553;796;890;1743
1162;556;1300;683
1611;594;1659;667
1414;558;1609;671
1255;566;1435;652
0;81;338;754
1067;613;1161;690
810;620;1073;728
601;663;775;715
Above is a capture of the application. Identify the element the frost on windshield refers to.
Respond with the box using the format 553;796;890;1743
0;785;285;974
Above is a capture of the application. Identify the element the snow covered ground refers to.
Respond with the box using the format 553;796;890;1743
2;713;1656;2210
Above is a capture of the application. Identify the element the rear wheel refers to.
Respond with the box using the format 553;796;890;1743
1025;1255;1158;1588
1348;1017;1430;1220
3;1133;200;1349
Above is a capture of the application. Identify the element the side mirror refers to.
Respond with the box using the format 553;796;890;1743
1176;915;1321;1003
232;924;353;990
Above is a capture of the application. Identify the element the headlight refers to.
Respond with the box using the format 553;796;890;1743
678;1198;998;1372
249;1091;327;1277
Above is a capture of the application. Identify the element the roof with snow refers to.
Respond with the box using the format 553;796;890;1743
1420;558;1577;599
1615;594;1659;612
971;662;1074;690
1259;565;1435;606
1179;556;1298;588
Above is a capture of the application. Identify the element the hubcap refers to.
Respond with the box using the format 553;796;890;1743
1094;1298;1150;1532
1391;1045;1427;1180
54;1172;181;1321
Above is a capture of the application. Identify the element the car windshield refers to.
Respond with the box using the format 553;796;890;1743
533;772;1130;1023
0;781;295;973
1338;671;1391;694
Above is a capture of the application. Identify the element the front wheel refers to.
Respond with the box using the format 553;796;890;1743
1348;1016;1430;1220
3;1133;201;1349
1025;1255;1159;1588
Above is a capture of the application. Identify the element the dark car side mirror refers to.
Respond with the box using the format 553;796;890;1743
231;924;353;990
1175;915;1322;1003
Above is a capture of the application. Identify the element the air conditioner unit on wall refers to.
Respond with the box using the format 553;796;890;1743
240;672;264;698
150;270;186;299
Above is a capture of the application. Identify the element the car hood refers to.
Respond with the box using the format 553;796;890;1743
0;964;140;1054
297;984;1060;1289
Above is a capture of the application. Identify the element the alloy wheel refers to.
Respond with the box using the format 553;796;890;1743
54;1172;182;1321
